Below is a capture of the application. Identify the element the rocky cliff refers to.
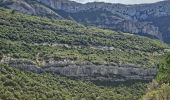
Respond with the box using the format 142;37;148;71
0;57;157;82
0;0;62;19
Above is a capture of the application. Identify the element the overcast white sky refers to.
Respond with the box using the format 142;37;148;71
70;0;164;4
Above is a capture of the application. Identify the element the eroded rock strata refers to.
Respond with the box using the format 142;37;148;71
1;58;157;82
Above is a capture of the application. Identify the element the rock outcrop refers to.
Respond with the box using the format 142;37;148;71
0;0;62;19
44;64;157;81
0;57;157;82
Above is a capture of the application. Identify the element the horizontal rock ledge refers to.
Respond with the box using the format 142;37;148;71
1;58;157;82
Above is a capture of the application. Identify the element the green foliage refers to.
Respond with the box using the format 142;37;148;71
142;53;170;100
0;8;169;67
165;53;170;65
11;10;15;14
141;82;170;100
0;52;3;60
0;7;168;100
157;52;170;83
0;64;147;100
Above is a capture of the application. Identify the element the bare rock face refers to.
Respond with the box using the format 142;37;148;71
115;21;162;39
0;57;44;73
7;1;36;15
37;0;170;19
37;0;81;11
44;64;157;81
1;58;157;82
0;0;62;19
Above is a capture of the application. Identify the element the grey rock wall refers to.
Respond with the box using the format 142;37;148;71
1;58;157;82
43;64;157;81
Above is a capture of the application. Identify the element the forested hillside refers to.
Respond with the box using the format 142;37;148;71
0;8;169;67
0;7;170;100
1;0;170;43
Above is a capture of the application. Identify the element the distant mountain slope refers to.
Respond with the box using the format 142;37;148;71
0;0;62;19
0;0;170;43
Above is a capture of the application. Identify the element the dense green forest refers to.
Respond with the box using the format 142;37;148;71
0;8;169;67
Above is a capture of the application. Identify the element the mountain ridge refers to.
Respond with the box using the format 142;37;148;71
0;0;170;43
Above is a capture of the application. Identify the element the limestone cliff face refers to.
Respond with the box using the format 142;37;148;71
115;21;162;39
37;0;81;11
37;0;170;17
37;0;170;20
44;65;157;81
1;58;157;82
